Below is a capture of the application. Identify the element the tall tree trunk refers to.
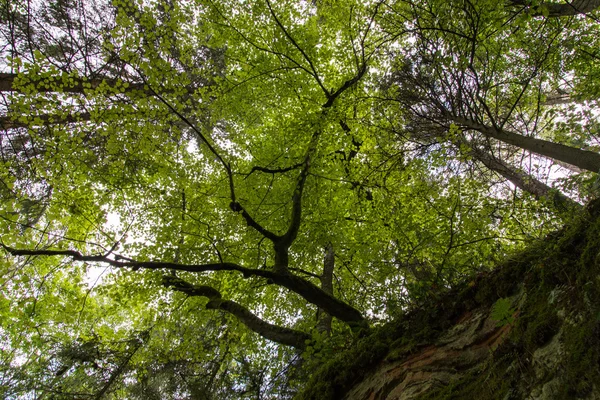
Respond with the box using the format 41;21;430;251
317;244;335;336
459;138;582;211
451;115;600;173
510;0;600;16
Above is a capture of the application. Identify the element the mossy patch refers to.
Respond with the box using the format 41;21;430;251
296;200;600;400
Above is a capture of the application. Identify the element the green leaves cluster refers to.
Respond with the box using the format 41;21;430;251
1;0;599;397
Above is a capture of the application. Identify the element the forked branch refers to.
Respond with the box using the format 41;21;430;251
2;244;366;327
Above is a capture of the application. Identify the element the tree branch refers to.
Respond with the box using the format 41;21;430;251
322;63;368;108
162;275;310;349
264;0;330;98
244;162;304;178
136;72;280;243
2;245;367;327
272;130;320;272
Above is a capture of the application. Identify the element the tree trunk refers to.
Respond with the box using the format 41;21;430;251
316;244;335;336
452;115;600;173
460;139;582;211
509;0;600;16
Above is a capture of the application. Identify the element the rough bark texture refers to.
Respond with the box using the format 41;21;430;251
297;199;600;400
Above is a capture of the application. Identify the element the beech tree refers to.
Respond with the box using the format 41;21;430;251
1;0;599;398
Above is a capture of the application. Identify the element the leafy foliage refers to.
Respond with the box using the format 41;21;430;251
490;297;516;327
1;0;599;398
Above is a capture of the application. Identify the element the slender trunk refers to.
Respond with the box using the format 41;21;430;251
451;115;600;173
317;244;335;336
460;139;582;211
509;0;600;16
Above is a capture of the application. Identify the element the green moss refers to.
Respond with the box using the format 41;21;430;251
295;334;390;400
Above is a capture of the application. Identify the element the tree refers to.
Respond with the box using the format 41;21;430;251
1;0;598;398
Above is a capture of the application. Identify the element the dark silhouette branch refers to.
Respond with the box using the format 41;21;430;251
323;63;368;108
2;245;367;327
229;202;280;242
162;275;311;349
244;162;304;178
272;130;320;272
137;72;280;243
264;0;330;98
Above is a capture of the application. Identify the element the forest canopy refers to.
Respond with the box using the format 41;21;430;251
1;0;599;398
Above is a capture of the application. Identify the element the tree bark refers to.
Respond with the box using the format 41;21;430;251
317;244;335;336
459;138;582;211
451;115;600;173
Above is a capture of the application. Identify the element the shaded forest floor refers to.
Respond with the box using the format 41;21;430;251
298;200;600;400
